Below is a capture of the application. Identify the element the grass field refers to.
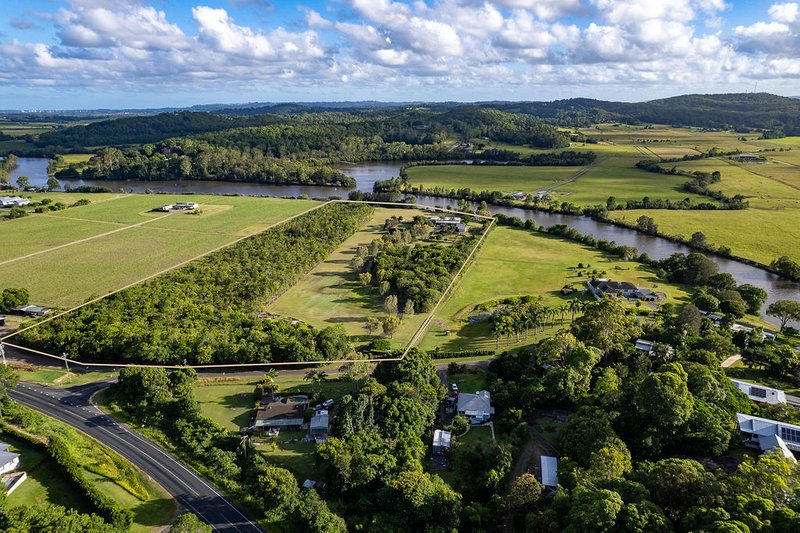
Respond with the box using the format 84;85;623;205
0;194;318;307
405;165;581;194
418;226;692;353
268;207;455;348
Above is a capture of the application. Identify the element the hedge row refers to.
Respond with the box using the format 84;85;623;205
428;350;496;359
47;435;133;529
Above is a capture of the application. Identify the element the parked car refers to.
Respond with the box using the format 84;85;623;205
322;399;335;409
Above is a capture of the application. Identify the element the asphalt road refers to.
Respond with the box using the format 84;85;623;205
10;381;262;532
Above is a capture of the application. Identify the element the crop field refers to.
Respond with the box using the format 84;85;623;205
405;165;581;193
418;226;692;353
0;194;318;307
268;207;439;348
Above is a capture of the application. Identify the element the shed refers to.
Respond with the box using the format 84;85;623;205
541;456;558;488
310;411;329;436
432;429;452;455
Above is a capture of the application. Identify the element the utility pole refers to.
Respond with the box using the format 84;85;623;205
62;352;72;383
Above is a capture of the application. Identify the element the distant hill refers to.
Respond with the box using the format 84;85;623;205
24;93;800;152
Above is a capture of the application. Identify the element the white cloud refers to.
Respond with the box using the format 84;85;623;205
769;2;799;23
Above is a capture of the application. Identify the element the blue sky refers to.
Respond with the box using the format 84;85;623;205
0;0;797;109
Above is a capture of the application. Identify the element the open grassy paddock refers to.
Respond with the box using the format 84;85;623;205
405;165;581;194
418;225;693;353
267;206;475;349
0;194;318;308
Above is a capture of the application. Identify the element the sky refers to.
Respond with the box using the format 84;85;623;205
0;0;798;109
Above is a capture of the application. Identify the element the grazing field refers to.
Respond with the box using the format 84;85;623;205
268;206;455;348
405;165;581;193
418;226;692;353
0;194;318;307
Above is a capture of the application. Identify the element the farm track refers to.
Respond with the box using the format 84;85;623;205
548;156;607;190
722;158;800;193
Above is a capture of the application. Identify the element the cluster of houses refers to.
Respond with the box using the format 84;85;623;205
586;279;665;302
699;311;779;342
429;216;467;233
0;196;30;208
0;442;26;496
154;202;199;212
252;394;331;441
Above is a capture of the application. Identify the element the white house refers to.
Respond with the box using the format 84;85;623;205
540;456;558;488
730;379;786;405
0;444;20;475
736;413;800;460
457;390;494;424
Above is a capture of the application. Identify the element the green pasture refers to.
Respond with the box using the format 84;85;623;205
405;165;580;194
0;194;318;307
418;226;691;353
268;207;435;348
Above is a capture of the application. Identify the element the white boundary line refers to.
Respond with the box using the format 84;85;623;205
3;199;495;369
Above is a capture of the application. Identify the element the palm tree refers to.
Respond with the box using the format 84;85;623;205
559;304;569;324
264;368;279;399
568;299;580;321
304;369;328;397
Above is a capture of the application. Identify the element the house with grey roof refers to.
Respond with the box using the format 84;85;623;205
457;390;494;424
736;413;798;462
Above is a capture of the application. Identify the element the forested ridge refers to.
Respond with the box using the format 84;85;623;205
17;202;373;364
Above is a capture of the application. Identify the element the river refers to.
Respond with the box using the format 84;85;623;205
9;158;800;328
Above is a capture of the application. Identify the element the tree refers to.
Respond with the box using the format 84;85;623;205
767;300;800;333
674;303;703;334
382;316;400;338
170;513;211;533
636;215;658;235
256;465;299;521
316;325;351;359
635;363;695;454
0;365;19;417
507;473;543;513
571;300;642;357
365;317;380;336
358;272;372;286
304;369;328;396
263;368;279;399
690;231;709;249
384;294;398;315
46;176;60;191
565;488;624;532
0;287;29;313
771;256;800;280
737;284;768;314
402;300;415;318
15;175;29;189
350;256;365;272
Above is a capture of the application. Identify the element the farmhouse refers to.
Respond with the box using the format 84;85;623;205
253;395;309;431
509;192;528;201
586;279;663;302
540;456;558;489
730;153;765;163
634;339;674;357
736;413;799;460
731;323;777;342
0;196;30;207
174;202;199;210
12;305;48;317
155;204;173;212
432;429;452;455
457;390;494;424
730;379;786;405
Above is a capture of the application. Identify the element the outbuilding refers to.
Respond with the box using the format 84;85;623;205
432;429;452;455
730;379;787;405
540;456;558;488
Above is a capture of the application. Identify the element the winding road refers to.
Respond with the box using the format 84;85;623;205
10;381;262;532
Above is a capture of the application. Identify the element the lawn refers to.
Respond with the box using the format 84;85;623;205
418;226;692;353
447;370;488;393
268;207;460;349
252;430;317;481
405;165;581;194
458;425;494;447
9;362;116;387
724;361;800;396
0;194;318;308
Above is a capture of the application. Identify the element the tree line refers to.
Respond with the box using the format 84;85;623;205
17;203;373;364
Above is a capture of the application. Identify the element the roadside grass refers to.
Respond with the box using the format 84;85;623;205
418;226;691;353
0;194;318;307
9;363;116;387
405;165;580;194
4;402;178;530
1;431;92;512
268;207;447;348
